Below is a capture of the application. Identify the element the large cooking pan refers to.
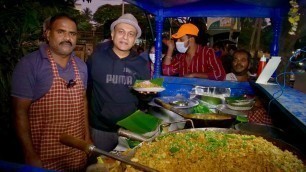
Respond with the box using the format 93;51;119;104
121;127;306;161
174;128;306;163
154;98;236;128
61;128;305;172
124;127;306;171
119;122;306;163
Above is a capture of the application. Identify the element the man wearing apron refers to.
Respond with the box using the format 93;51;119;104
11;13;90;171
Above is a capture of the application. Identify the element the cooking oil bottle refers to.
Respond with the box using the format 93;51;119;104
257;55;267;77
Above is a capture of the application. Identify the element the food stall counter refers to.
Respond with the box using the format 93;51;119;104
251;82;306;133
158;76;254;98
250;81;306;154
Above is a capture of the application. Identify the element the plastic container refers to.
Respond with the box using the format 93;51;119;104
257;55;267;77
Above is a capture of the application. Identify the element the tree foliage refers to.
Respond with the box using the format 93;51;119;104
82;7;93;21
93;4;153;41
93;4;122;26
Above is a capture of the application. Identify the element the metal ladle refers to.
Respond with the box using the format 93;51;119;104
60;134;158;172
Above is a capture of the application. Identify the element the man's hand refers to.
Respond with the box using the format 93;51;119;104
164;39;175;50
184;73;208;78
183;73;195;78
138;91;157;95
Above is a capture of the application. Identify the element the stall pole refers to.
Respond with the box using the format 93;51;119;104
153;11;164;78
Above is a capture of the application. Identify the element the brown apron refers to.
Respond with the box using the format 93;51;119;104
29;50;87;171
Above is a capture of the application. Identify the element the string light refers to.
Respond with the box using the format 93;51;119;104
288;0;300;35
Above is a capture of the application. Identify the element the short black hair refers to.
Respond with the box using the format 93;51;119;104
48;13;77;30
233;49;252;63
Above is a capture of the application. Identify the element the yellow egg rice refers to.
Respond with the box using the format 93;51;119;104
134;81;160;88
130;131;305;172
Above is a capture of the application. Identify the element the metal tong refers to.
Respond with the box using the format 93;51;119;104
118;119;194;142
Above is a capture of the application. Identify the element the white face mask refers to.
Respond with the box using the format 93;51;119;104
176;41;188;53
149;53;155;63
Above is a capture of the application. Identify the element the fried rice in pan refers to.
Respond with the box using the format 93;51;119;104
128;131;305;172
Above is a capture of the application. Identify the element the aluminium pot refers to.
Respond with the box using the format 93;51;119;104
153;98;236;128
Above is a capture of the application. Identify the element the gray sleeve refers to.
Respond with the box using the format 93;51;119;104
11;57;35;100
82;64;88;89
75;57;88;89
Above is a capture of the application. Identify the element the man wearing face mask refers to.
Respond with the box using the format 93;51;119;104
163;23;226;80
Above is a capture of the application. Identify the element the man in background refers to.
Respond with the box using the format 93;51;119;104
226;49;251;82
226;49;272;124
163;23;225;80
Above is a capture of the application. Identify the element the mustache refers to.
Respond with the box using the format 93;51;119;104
59;41;72;46
234;64;244;68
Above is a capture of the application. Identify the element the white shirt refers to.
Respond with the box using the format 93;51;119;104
226;73;238;81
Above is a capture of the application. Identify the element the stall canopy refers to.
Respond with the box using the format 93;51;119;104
123;0;290;18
